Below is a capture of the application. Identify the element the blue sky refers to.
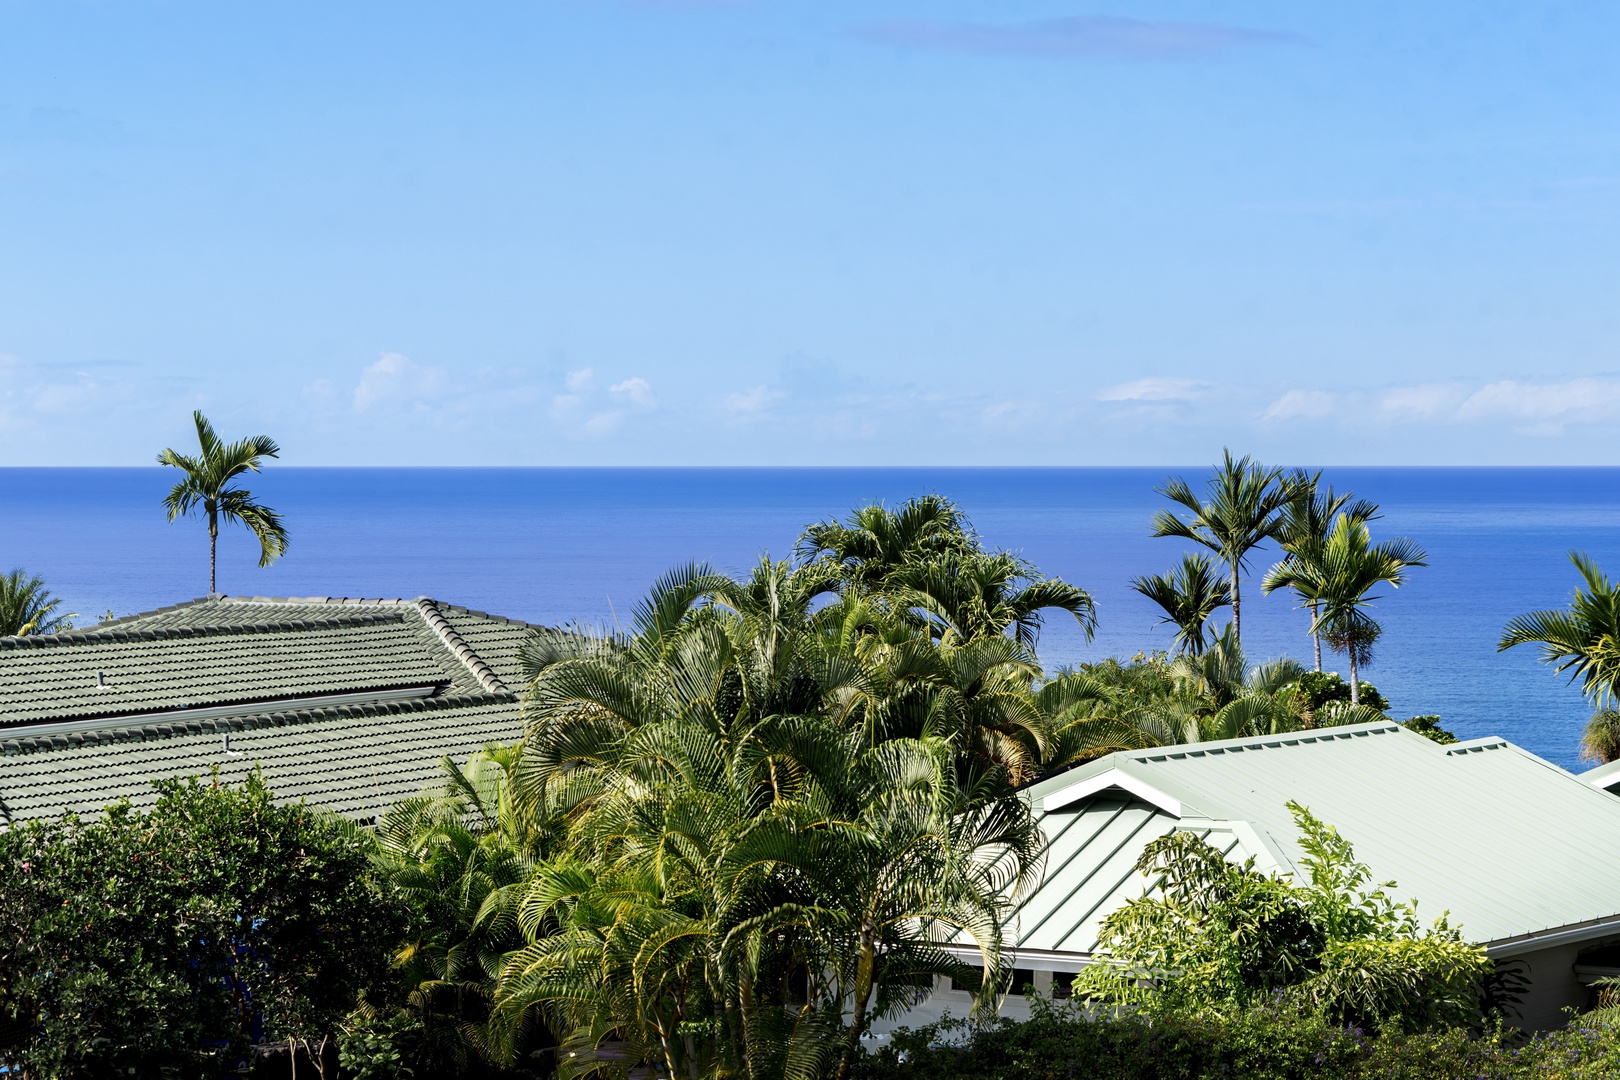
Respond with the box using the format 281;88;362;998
2;1;1617;465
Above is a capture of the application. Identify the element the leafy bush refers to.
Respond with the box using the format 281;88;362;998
0;773;406;1077
1402;715;1460;744
1074;803;1488;1034
1292;670;1390;713
855;1006;1620;1080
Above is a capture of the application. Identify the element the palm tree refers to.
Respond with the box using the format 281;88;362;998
1499;551;1620;762
0;569;74;635
158;411;288;595
1266;471;1380;671
375;748;539;1071
1266;514;1426;704
1150;450;1289;647
796;495;976;588
1130;553;1231;656
885;550;1096;648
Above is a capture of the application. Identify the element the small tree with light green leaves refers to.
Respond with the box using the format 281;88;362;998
1076;803;1488;1034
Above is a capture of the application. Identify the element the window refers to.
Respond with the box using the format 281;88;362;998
950;967;1036;995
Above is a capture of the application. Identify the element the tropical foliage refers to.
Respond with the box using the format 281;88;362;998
158;409;288;595
1035;630;1387;766
1262;514;1427;704
857;1001;1620;1080
1500;551;1620;762
0;774;404;1078
1268;471;1380;671
0;482;1490;1079
0;568;73;635
1075;803;1489;1034
1150;449;1290;647
1129;552;1230;656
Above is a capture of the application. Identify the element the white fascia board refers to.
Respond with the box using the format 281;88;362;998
936;942;1094;969
1486;917;1620;958
1041;767;1182;817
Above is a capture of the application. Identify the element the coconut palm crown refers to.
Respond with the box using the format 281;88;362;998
1130;552;1232;656
1150;450;1289;647
0;569;74;636
1263;514;1426;704
158;410;288;595
1499;551;1620;762
1266;471;1381;671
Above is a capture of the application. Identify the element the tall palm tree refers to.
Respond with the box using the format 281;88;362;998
1266;471;1380;671
1150;450;1289;647
1130;552;1232;656
158;411;288;595
1266;514;1426;704
0;569;74;635
1499;551;1620;762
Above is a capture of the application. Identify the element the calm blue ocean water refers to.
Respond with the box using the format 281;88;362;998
2;467;1615;769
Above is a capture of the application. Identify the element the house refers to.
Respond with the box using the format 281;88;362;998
0;594;535;823
883;721;1620;1033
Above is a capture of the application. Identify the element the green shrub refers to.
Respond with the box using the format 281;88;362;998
1293;671;1390;713
1402;715;1460;744
0;773;406;1077
855;1007;1620;1080
1074;803;1488;1035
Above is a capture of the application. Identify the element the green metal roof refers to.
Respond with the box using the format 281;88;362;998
1003;722;1620;956
0;595;540;822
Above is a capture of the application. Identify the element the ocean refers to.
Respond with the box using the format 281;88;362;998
3;466;1615;769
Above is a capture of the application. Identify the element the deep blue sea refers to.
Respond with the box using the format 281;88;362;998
3;467;1615;769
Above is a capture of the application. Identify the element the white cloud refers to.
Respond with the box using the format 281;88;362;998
352;352;443;413
1262;388;1339;422
1379;383;1468;420
1096;377;1206;402
582;411;624;437
1253;376;1620;436
1457;377;1620;428
725;385;785;415
565;367;594;391
610;376;657;409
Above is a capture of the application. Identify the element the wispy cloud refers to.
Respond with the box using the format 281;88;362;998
1262;388;1338;422
352;352;444;413
1456;377;1620;434
549;369;658;438
1096;377;1208;402
723;384;786;421
611;376;658;410
858;16;1304;62
1253;376;1620;436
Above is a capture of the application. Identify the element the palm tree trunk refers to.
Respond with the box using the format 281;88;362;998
836;927;876;1080
1230;565;1242;646
1349;649;1360;705
208;507;219;595
1310;601;1322;672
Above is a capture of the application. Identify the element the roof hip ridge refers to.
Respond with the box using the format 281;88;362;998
413;598;512;696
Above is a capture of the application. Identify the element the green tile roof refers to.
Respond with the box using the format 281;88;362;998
996;722;1620;958
0;595;544;822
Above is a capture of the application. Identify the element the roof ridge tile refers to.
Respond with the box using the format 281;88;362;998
0;690;512;757
4;611;408;649
413;599;512;695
